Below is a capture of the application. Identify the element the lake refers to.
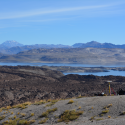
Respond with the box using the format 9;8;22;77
64;70;125;76
0;62;125;76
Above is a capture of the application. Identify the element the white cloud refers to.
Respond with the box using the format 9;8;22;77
0;3;123;20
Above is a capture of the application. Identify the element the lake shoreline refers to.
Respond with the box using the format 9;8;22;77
1;62;125;76
41;65;125;73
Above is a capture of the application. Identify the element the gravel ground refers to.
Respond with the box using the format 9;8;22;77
1;95;125;125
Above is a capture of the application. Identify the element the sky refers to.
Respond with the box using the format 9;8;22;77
0;0;125;45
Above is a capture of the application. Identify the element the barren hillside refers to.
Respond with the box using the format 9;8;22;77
1;48;125;64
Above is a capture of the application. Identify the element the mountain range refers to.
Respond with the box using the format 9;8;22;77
0;40;125;55
0;40;125;64
72;41;125;48
0;41;71;54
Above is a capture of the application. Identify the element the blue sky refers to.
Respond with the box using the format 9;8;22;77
0;0;125;45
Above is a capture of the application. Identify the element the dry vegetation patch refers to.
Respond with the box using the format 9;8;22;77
101;109;109;114
120;111;125;115
58;110;83;122
68;100;74;104
45;100;58;107
39;118;49;124
41;107;57;118
33;100;46;105
0;115;6;120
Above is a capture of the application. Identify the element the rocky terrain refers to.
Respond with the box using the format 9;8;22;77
0;66;125;109
0;66;125;124
1;96;125;125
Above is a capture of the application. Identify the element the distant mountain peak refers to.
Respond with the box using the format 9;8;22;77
2;40;22;44
87;41;100;44
1;40;23;48
4;40;17;43
90;41;98;43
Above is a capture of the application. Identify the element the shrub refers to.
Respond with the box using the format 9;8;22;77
108;115;111;118
78;106;81;109
18;105;27;109
107;104;112;108
104;104;112;109
96;118;103;121
23;102;31;106
54;115;59;119
45;100;58;107
39;118;48;124
47;108;57;113
20;113;26;117
47;99;51;102
102;110;109;114
0;108;2;112
12;105;17;108
7;119;19;125
41;112;49;117
2;120;9;124
90;116;95;120
6;106;12;110
34;102;42;105
9;117;13;120
4;119;35;125
103;94;107;96
105;107;109;110
12;104;28;109
58;110;83;122
45;103;54;107
3;120;8;123
31;113;34;116
77;95;82;98
11;102;31;109
120;111;125;115
13;115;16;119
18;119;28;125
34;100;46;105
0;115;6;120
1;107;6;110
41;108;57;117
29;119;35;123
68;100;74;104
2;118;19;125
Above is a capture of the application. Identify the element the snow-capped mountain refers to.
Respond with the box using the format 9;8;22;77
0;40;23;48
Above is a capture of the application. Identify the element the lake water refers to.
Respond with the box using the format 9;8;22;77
0;62;125;76
1;62;125;67
64;70;125;76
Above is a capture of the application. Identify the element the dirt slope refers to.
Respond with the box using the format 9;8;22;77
1;96;125;125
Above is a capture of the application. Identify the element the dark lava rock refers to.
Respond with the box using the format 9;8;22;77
0;66;125;108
